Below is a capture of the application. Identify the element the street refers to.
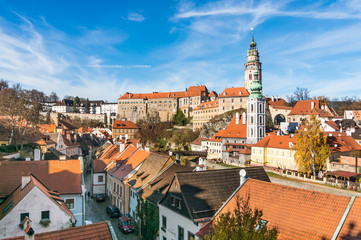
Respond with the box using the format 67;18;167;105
84;171;141;240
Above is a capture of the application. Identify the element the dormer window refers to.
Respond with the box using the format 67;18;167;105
170;196;175;206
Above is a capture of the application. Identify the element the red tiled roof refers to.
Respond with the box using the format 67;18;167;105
338;197;361;239
191;137;208;146
37;124;56;133
217;178;352;240
0;160;82;198
253;135;296;149
267;98;289;108
6;221;113;240
194;100;219;110
326;132;361;153
219;87;249;98
112;120;138;129
0;175;74;221
325;170;360;178
112;149;150;180
325;121;340;131
219;113;247;139
209;91;218;97
289;100;336;117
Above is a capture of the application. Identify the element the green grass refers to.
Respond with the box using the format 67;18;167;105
266;171;303;182
218;163;240;168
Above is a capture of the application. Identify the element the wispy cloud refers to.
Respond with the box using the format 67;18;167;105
126;12;145;22
87;64;151;69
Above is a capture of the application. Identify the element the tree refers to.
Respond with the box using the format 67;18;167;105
292;115;330;176
204;196;278;240
48;92;59;102
85;98;90;113
136;118;173;147
0;79;8;90
286;87;310;107
137;198;159;239
173;108;189;126
73;96;80;113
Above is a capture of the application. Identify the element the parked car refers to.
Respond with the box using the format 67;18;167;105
106;205;120;218
118;216;134;233
96;194;105;202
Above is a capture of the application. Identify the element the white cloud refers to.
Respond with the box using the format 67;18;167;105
127;12;145;22
87;64;151;69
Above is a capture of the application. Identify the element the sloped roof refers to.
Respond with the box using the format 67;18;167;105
253;135;296;149
209;91;218;97
58;119;76;130
140;164;194;205
338;197;361;239
191;137;208;146
37;124;56;133
325;121;340;131
6;221;113;240
217;178;355;240
219;87;249;98
112;120;138;129
111;149;150;180
170;167;270;221
0;160;82;198
127;152;173;189
326;132;361;153
0;175;74;221
194;100;219;110
218;113;247;139
106;145;139;174
267;97;291;109
289;100;337;117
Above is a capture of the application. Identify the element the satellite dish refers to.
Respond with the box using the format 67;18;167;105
240;169;247;177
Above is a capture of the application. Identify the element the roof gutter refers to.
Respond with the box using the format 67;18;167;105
331;195;356;240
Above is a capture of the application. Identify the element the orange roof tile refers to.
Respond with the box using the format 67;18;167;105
37;124;56;133
112;149;150;180
0;175;74;221
209;91;218;97
217;178;352;240
194;100;219;110
5;221;113;240
220;113;247;139
219;87;249;98
253;135;296;149
326;132;361;153
0;160;82;198
112;120;138;129
289;100;337;117
191;137;208;146
338;197;361;239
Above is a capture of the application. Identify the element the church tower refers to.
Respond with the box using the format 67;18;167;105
244;31;262;93
247;69;265;144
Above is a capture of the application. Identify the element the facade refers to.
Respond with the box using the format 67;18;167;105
218;87;249;114
192;100;219;131
288;100;338;123
0;175;75;239
158;168;270;240
112;120;139;139
190;137;208;152
267;97;292;126
247;69;266;144
117;85;209;123
100;102;118;127
0;160;84;226
51;100;74;113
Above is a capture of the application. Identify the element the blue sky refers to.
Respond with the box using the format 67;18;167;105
0;0;361;101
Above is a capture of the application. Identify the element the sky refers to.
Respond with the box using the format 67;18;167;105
0;0;361;101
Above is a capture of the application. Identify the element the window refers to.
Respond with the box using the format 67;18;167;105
249;73;252;80
162;215;167;229
178;226;184;240
188;231;195;240
163;237;167;240
170;196;175;206
65;199;75;209
41;211;50;220
98;175;104;183
176;198;181;209
20;213;29;223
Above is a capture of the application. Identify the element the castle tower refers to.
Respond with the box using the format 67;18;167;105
244;31;262;93
247;69;265;144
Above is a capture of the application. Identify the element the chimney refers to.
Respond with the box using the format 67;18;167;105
271;96;274;102
119;142;125;152
242;112;246;125
239;169;247;186
59;155;66;161
236;112;240;125
144;146;150;152
196;157;206;171
125;134;128;143
311;101;315;109
22;173;31;189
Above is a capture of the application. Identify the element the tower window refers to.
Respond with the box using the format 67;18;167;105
249;74;252;80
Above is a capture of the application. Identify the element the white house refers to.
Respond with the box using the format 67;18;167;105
0;175;75;239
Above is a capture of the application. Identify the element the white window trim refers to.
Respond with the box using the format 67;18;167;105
64;197;76;210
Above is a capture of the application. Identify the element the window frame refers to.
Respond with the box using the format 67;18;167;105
41;210;50;220
65;198;75;210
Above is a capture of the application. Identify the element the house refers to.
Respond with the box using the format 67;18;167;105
126;152;173;219
218;87;249;114
5;221;116;240
210;176;361;240
106;148;149;215
266;97;292;126
192;100;219;131
0;174;75;239
55;133;82;158
203;130;224;160
0;160;84;226
112;120;139;140
190;137;208;152
288;100;339;123
158;167;270;240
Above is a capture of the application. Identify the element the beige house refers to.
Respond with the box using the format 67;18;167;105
288;100;338;124
218;87;249;114
192;100;219;131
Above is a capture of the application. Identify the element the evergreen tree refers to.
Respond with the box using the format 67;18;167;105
173;108;189;126
292;115;330;176
85;98;90;113
73;96;80;113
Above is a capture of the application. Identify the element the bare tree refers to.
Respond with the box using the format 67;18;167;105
48;92;59;102
0;79;8;90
